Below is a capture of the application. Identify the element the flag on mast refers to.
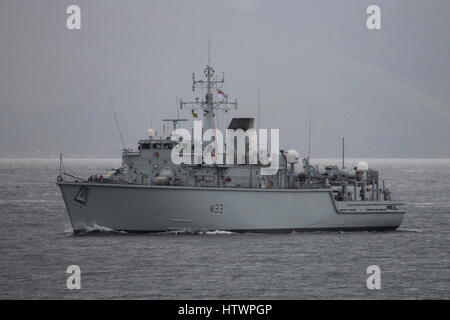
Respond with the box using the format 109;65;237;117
216;88;226;99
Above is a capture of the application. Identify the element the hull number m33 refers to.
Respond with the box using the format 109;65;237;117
210;203;224;214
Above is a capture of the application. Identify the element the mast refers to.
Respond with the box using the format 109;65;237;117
180;42;237;131
204;41;214;130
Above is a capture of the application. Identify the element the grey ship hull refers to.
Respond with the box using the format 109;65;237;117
57;182;405;233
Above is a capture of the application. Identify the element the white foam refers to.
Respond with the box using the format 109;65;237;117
397;228;424;233
204;230;235;235
413;202;434;207
76;224;127;234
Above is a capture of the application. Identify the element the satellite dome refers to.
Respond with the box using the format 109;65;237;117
356;161;369;171
286;149;300;164
147;129;156;137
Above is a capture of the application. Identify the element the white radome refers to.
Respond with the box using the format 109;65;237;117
356;160;369;171
286;149;300;164
147;128;156;137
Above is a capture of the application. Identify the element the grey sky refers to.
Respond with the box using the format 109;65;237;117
0;0;449;158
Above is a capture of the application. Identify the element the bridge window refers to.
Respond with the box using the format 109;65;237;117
141;143;150;149
163;143;173;149
152;143;162;149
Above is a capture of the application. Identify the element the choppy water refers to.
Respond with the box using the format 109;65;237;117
0;158;449;299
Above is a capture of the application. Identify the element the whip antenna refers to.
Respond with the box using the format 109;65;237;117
257;89;261;130
108;95;126;152
308;106;312;159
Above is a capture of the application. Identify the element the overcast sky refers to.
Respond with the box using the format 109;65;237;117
0;0;449;158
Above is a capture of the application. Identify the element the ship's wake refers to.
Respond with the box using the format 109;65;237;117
203;230;236;235
68;224;128;235
66;226;236;236
159;229;236;235
396;228;425;233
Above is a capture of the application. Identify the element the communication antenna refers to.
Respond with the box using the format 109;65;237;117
180;41;237;131
208;40;211;67
308;106;312;160
257;89;261;130
342;137;345;169
176;95;180;119
306;106;312;182
108;95;126;152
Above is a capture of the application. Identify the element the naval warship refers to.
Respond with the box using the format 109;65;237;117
57;56;405;233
